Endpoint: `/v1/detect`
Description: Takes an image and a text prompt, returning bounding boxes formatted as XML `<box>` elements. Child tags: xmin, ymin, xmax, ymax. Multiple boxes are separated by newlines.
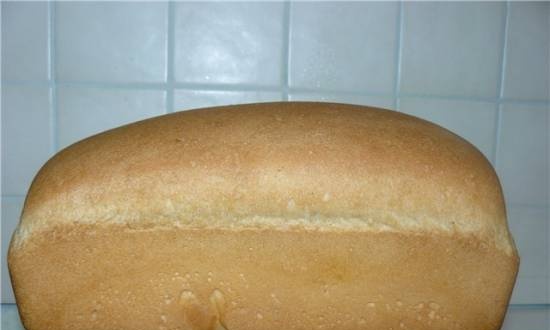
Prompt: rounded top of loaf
<box><xmin>13</xmin><ymin>102</ymin><xmax>516</xmax><ymax>254</ymax></box>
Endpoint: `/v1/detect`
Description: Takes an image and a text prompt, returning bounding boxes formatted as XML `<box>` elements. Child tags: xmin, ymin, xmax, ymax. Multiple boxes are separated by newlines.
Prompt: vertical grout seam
<box><xmin>48</xmin><ymin>0</ymin><xmax>58</xmax><ymax>153</ymax></box>
<box><xmin>166</xmin><ymin>1</ymin><xmax>176</xmax><ymax>113</ymax></box>
<box><xmin>393</xmin><ymin>1</ymin><xmax>404</xmax><ymax>111</ymax></box>
<box><xmin>281</xmin><ymin>0</ymin><xmax>291</xmax><ymax>101</ymax></box>
<box><xmin>493</xmin><ymin>1</ymin><xmax>510</xmax><ymax>167</ymax></box>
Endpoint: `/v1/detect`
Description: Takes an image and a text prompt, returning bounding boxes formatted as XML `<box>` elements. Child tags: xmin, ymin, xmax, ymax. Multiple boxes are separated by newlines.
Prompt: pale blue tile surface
<box><xmin>1</xmin><ymin>305</ymin><xmax>24</xmax><ymax>330</ymax></box>
<box><xmin>173</xmin><ymin>89</ymin><xmax>282</xmax><ymax>112</ymax></box>
<box><xmin>1</xmin><ymin>197</ymin><xmax>24</xmax><ymax>304</ymax></box>
<box><xmin>508</xmin><ymin>207</ymin><xmax>549</xmax><ymax>279</ymax></box>
<box><xmin>399</xmin><ymin>98</ymin><xmax>498</xmax><ymax>162</ymax></box>
<box><xmin>508</xmin><ymin>206</ymin><xmax>550</xmax><ymax>305</ymax></box>
<box><xmin>503</xmin><ymin>2</ymin><xmax>550</xmax><ymax>100</ymax></box>
<box><xmin>1</xmin><ymin>1</ymin><xmax>49</xmax><ymax>81</ymax></box>
<box><xmin>57</xmin><ymin>87</ymin><xmax>166</xmax><ymax>149</ymax></box>
<box><xmin>400</xmin><ymin>2</ymin><xmax>505</xmax><ymax>98</ymax></box>
<box><xmin>510</xmin><ymin>277</ymin><xmax>550</xmax><ymax>306</ymax></box>
<box><xmin>290</xmin><ymin>2</ymin><xmax>399</xmax><ymax>93</ymax></box>
<box><xmin>289</xmin><ymin>92</ymin><xmax>395</xmax><ymax>110</ymax></box>
<box><xmin>502</xmin><ymin>307</ymin><xmax>550</xmax><ymax>330</ymax></box>
<box><xmin>56</xmin><ymin>2</ymin><xmax>168</xmax><ymax>82</ymax></box>
<box><xmin>1</xmin><ymin>86</ymin><xmax>52</xmax><ymax>195</ymax></box>
<box><xmin>174</xmin><ymin>2</ymin><xmax>284</xmax><ymax>86</ymax></box>
<box><xmin>497</xmin><ymin>104</ymin><xmax>549</xmax><ymax>206</ymax></box>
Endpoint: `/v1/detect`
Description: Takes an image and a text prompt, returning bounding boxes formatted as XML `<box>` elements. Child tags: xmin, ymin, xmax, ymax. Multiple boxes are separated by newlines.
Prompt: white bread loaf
<box><xmin>8</xmin><ymin>102</ymin><xmax>519</xmax><ymax>330</ymax></box>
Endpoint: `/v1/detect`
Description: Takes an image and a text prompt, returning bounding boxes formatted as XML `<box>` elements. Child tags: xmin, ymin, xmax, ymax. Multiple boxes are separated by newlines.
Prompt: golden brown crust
<box><xmin>14</xmin><ymin>102</ymin><xmax>514</xmax><ymax>253</ymax></box>
<box><xmin>9</xmin><ymin>225</ymin><xmax>518</xmax><ymax>330</ymax></box>
<box><xmin>8</xmin><ymin>102</ymin><xmax>519</xmax><ymax>329</ymax></box>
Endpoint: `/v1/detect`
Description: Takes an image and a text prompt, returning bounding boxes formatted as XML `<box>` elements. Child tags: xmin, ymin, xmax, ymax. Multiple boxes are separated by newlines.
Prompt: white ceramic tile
<box><xmin>503</xmin><ymin>2</ymin><xmax>550</xmax><ymax>101</ymax></box>
<box><xmin>510</xmin><ymin>277</ymin><xmax>549</xmax><ymax>305</ymax></box>
<box><xmin>173</xmin><ymin>90</ymin><xmax>282</xmax><ymax>112</ymax></box>
<box><xmin>288</xmin><ymin>92</ymin><xmax>395</xmax><ymax>110</ymax></box>
<box><xmin>1</xmin><ymin>86</ymin><xmax>52</xmax><ymax>195</ymax></box>
<box><xmin>56</xmin><ymin>2</ymin><xmax>167</xmax><ymax>82</ymax></box>
<box><xmin>401</xmin><ymin>2</ymin><xmax>505</xmax><ymax>98</ymax></box>
<box><xmin>1</xmin><ymin>197</ymin><xmax>24</xmax><ymax>303</ymax></box>
<box><xmin>174</xmin><ymin>2</ymin><xmax>284</xmax><ymax>86</ymax></box>
<box><xmin>1</xmin><ymin>1</ymin><xmax>49</xmax><ymax>81</ymax></box>
<box><xmin>497</xmin><ymin>104</ymin><xmax>549</xmax><ymax>206</ymax></box>
<box><xmin>508</xmin><ymin>207</ymin><xmax>548</xmax><ymax>278</ymax></box>
<box><xmin>399</xmin><ymin>98</ymin><xmax>497</xmax><ymax>161</ymax></box>
<box><xmin>289</xmin><ymin>2</ymin><xmax>398</xmax><ymax>93</ymax></box>
<box><xmin>502</xmin><ymin>308</ymin><xmax>550</xmax><ymax>330</ymax></box>
<box><xmin>57</xmin><ymin>87</ymin><xmax>166</xmax><ymax>149</ymax></box>
<box><xmin>1</xmin><ymin>304</ymin><xmax>24</xmax><ymax>330</ymax></box>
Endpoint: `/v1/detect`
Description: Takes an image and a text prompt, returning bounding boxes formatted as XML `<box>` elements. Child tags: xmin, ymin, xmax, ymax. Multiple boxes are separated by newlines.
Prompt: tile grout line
<box><xmin>48</xmin><ymin>0</ymin><xmax>58</xmax><ymax>153</ymax></box>
<box><xmin>173</xmin><ymin>82</ymin><xmax>281</xmax><ymax>93</ymax></box>
<box><xmin>493</xmin><ymin>1</ymin><xmax>511</xmax><ymax>167</ymax></box>
<box><xmin>52</xmin><ymin>81</ymin><xmax>169</xmax><ymax>90</ymax></box>
<box><xmin>281</xmin><ymin>0</ymin><xmax>292</xmax><ymax>101</ymax></box>
<box><xmin>398</xmin><ymin>94</ymin><xmax>548</xmax><ymax>105</ymax></box>
<box><xmin>166</xmin><ymin>1</ymin><xmax>175</xmax><ymax>113</ymax></box>
<box><xmin>3</xmin><ymin>79</ymin><xmax>549</xmax><ymax>105</ymax></box>
<box><xmin>393</xmin><ymin>1</ymin><xmax>404</xmax><ymax>111</ymax></box>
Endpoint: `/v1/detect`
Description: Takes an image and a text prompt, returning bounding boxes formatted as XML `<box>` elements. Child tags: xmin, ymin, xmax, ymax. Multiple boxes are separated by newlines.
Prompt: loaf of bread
<box><xmin>9</xmin><ymin>102</ymin><xmax>518</xmax><ymax>330</ymax></box>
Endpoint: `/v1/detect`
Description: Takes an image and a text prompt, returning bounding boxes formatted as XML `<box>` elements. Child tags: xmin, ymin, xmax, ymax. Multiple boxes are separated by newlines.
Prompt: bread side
<box><xmin>12</xmin><ymin>102</ymin><xmax>515</xmax><ymax>254</ymax></box>
<box><xmin>9</xmin><ymin>225</ymin><xmax>518</xmax><ymax>330</ymax></box>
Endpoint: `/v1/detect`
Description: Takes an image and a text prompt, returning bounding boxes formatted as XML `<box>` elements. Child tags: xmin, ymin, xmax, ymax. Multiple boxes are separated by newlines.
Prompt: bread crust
<box><xmin>8</xmin><ymin>102</ymin><xmax>519</xmax><ymax>329</ymax></box>
<box><xmin>10</xmin><ymin>225</ymin><xmax>518</xmax><ymax>330</ymax></box>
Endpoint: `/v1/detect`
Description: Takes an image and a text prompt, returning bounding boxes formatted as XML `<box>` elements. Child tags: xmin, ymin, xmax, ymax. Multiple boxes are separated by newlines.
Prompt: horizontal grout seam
<box><xmin>2</xmin><ymin>84</ymin><xmax>549</xmax><ymax>106</ymax></box>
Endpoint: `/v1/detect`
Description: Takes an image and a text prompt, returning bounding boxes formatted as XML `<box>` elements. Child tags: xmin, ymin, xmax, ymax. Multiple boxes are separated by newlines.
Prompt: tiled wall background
<box><xmin>1</xmin><ymin>1</ymin><xmax>549</xmax><ymax>328</ymax></box>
